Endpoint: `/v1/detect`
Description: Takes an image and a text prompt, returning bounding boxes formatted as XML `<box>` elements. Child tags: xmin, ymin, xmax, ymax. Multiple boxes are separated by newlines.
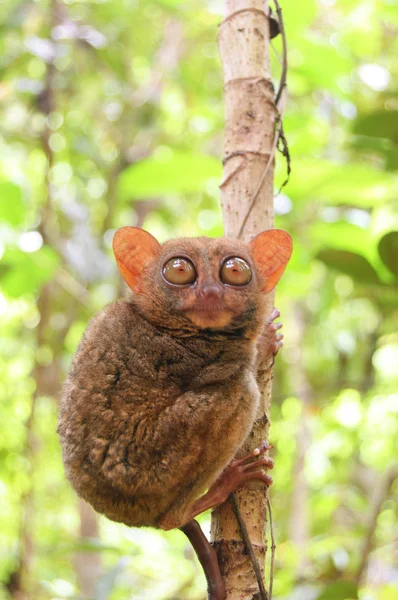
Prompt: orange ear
<box><xmin>250</xmin><ymin>229</ymin><xmax>293</xmax><ymax>293</ymax></box>
<box><xmin>113</xmin><ymin>227</ymin><xmax>160</xmax><ymax>291</ymax></box>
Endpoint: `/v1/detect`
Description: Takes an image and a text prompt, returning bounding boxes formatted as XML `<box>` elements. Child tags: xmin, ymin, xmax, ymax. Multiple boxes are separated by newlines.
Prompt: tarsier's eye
<box><xmin>162</xmin><ymin>257</ymin><xmax>196</xmax><ymax>286</ymax></box>
<box><xmin>220</xmin><ymin>257</ymin><xmax>252</xmax><ymax>286</ymax></box>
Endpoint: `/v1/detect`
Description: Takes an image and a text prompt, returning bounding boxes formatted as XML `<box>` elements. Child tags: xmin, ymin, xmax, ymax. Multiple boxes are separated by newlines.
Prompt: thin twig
<box><xmin>273</xmin><ymin>0</ymin><xmax>287</xmax><ymax>107</ymax></box>
<box><xmin>266</xmin><ymin>497</ymin><xmax>276</xmax><ymax>600</ymax></box>
<box><xmin>276</xmin><ymin>121</ymin><xmax>291</xmax><ymax>193</ymax></box>
<box><xmin>237</xmin><ymin>114</ymin><xmax>282</xmax><ymax>239</ymax></box>
<box><xmin>355</xmin><ymin>464</ymin><xmax>398</xmax><ymax>584</ymax></box>
<box><xmin>270</xmin><ymin>41</ymin><xmax>282</xmax><ymax>66</ymax></box>
<box><xmin>230</xmin><ymin>492</ymin><xmax>268</xmax><ymax>600</ymax></box>
<box><xmin>55</xmin><ymin>268</ymin><xmax>90</xmax><ymax>307</ymax></box>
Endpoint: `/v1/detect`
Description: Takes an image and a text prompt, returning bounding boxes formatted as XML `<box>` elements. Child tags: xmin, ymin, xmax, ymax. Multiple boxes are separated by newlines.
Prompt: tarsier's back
<box><xmin>58</xmin><ymin>227</ymin><xmax>292</xmax><ymax>532</ymax></box>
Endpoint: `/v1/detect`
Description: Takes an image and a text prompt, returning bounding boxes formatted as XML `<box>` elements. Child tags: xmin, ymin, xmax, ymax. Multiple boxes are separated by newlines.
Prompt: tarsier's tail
<box><xmin>180</xmin><ymin>519</ymin><xmax>225</xmax><ymax>600</ymax></box>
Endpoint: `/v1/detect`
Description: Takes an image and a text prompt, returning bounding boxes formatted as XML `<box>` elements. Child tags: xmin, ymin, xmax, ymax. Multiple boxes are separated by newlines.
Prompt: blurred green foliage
<box><xmin>0</xmin><ymin>0</ymin><xmax>397</xmax><ymax>599</ymax></box>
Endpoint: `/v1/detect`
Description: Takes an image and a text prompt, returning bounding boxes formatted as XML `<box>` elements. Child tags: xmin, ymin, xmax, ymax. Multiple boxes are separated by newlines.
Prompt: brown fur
<box><xmin>57</xmin><ymin>234</ymin><xmax>288</xmax><ymax>529</ymax></box>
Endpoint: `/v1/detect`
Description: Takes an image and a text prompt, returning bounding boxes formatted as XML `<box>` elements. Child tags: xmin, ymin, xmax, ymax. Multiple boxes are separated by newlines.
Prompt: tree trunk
<box><xmin>211</xmin><ymin>1</ymin><xmax>278</xmax><ymax>598</ymax></box>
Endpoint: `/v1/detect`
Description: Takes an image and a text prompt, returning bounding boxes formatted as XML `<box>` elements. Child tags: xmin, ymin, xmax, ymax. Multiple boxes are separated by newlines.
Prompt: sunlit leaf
<box><xmin>292</xmin><ymin>39</ymin><xmax>352</xmax><ymax>91</ymax></box>
<box><xmin>315</xmin><ymin>581</ymin><xmax>358</xmax><ymax>600</ymax></box>
<box><xmin>378</xmin><ymin>231</ymin><xmax>398</xmax><ymax>278</ymax></box>
<box><xmin>310</xmin><ymin>221</ymin><xmax>372</xmax><ymax>256</ymax></box>
<box><xmin>0</xmin><ymin>182</ymin><xmax>24</xmax><ymax>226</ymax></box>
<box><xmin>287</xmin><ymin>160</ymin><xmax>396</xmax><ymax>207</ymax></box>
<box><xmin>117</xmin><ymin>150</ymin><xmax>221</xmax><ymax>200</ymax></box>
<box><xmin>283</xmin><ymin>0</ymin><xmax>317</xmax><ymax>38</ymax></box>
<box><xmin>377</xmin><ymin>584</ymin><xmax>398</xmax><ymax>600</ymax></box>
<box><xmin>0</xmin><ymin>246</ymin><xmax>59</xmax><ymax>297</ymax></box>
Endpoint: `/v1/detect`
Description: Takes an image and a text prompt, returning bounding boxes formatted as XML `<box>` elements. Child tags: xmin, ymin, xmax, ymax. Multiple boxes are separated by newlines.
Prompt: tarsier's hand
<box><xmin>266</xmin><ymin>307</ymin><xmax>284</xmax><ymax>354</ymax></box>
<box><xmin>257</xmin><ymin>307</ymin><xmax>283</xmax><ymax>364</ymax></box>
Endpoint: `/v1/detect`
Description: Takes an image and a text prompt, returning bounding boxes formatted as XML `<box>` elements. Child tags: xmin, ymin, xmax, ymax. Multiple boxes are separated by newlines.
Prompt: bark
<box><xmin>211</xmin><ymin>1</ymin><xmax>278</xmax><ymax>598</ymax></box>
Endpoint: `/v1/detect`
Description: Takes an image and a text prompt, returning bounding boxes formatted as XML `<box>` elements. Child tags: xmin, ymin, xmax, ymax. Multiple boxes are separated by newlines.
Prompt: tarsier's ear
<box><xmin>113</xmin><ymin>227</ymin><xmax>161</xmax><ymax>291</ymax></box>
<box><xmin>250</xmin><ymin>229</ymin><xmax>293</xmax><ymax>294</ymax></box>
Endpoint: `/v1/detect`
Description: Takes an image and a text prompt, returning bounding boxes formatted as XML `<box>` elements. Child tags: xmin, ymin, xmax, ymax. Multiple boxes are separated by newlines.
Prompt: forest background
<box><xmin>0</xmin><ymin>0</ymin><xmax>397</xmax><ymax>599</ymax></box>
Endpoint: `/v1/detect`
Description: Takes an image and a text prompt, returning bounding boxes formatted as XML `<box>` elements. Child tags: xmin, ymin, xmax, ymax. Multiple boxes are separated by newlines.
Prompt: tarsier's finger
<box><xmin>232</xmin><ymin>448</ymin><xmax>262</xmax><ymax>468</ymax></box>
<box><xmin>266</xmin><ymin>307</ymin><xmax>281</xmax><ymax>323</ymax></box>
<box><xmin>244</xmin><ymin>471</ymin><xmax>273</xmax><ymax>486</ymax></box>
<box><xmin>269</xmin><ymin>322</ymin><xmax>283</xmax><ymax>332</ymax></box>
<box><xmin>241</xmin><ymin>456</ymin><xmax>274</xmax><ymax>472</ymax></box>
<box><xmin>272</xmin><ymin>340</ymin><xmax>283</xmax><ymax>353</ymax></box>
<box><xmin>232</xmin><ymin>442</ymin><xmax>273</xmax><ymax>468</ymax></box>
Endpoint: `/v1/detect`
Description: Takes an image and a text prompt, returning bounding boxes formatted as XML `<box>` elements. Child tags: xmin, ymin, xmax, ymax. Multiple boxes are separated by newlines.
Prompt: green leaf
<box><xmin>283</xmin><ymin>0</ymin><xmax>317</xmax><ymax>38</ymax></box>
<box><xmin>310</xmin><ymin>222</ymin><xmax>372</xmax><ymax>256</ymax></box>
<box><xmin>317</xmin><ymin>249</ymin><xmax>381</xmax><ymax>285</ymax></box>
<box><xmin>310</xmin><ymin>221</ymin><xmax>394</xmax><ymax>283</ymax></box>
<box><xmin>117</xmin><ymin>149</ymin><xmax>222</xmax><ymax>200</ymax></box>
<box><xmin>315</xmin><ymin>581</ymin><xmax>358</xmax><ymax>600</ymax></box>
<box><xmin>350</xmin><ymin>136</ymin><xmax>398</xmax><ymax>172</ymax></box>
<box><xmin>293</xmin><ymin>39</ymin><xmax>352</xmax><ymax>91</ymax></box>
<box><xmin>0</xmin><ymin>182</ymin><xmax>25</xmax><ymax>226</ymax></box>
<box><xmin>378</xmin><ymin>231</ymin><xmax>398</xmax><ymax>278</ymax></box>
<box><xmin>353</xmin><ymin>110</ymin><xmax>398</xmax><ymax>142</ymax></box>
<box><xmin>0</xmin><ymin>246</ymin><xmax>60</xmax><ymax>297</ymax></box>
<box><xmin>287</xmin><ymin>160</ymin><xmax>396</xmax><ymax>207</ymax></box>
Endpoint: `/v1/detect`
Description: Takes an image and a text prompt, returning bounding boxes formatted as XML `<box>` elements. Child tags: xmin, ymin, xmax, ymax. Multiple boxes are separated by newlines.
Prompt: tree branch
<box><xmin>355</xmin><ymin>463</ymin><xmax>398</xmax><ymax>584</ymax></box>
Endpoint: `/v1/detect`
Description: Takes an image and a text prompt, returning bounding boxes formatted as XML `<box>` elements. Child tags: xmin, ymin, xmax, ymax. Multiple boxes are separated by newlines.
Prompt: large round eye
<box><xmin>220</xmin><ymin>257</ymin><xmax>252</xmax><ymax>286</ymax></box>
<box><xmin>162</xmin><ymin>257</ymin><xmax>196</xmax><ymax>285</ymax></box>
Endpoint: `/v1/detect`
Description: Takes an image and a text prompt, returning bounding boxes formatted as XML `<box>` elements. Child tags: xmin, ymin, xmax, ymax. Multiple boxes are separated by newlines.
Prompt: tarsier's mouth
<box><xmin>184</xmin><ymin>306</ymin><xmax>235</xmax><ymax>329</ymax></box>
<box><xmin>183</xmin><ymin>302</ymin><xmax>234</xmax><ymax>314</ymax></box>
<box><xmin>189</xmin><ymin>304</ymin><xmax>231</xmax><ymax>312</ymax></box>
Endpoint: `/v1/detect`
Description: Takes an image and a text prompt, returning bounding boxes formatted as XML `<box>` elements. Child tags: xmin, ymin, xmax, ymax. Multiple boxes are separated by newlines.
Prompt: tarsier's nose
<box><xmin>199</xmin><ymin>282</ymin><xmax>222</xmax><ymax>300</ymax></box>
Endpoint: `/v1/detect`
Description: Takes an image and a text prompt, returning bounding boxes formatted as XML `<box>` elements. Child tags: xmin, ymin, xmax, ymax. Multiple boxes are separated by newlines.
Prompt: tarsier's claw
<box><xmin>267</xmin><ymin>307</ymin><xmax>281</xmax><ymax>323</ymax></box>
<box><xmin>258</xmin><ymin>440</ymin><xmax>272</xmax><ymax>453</ymax></box>
<box><xmin>247</xmin><ymin>472</ymin><xmax>273</xmax><ymax>486</ymax></box>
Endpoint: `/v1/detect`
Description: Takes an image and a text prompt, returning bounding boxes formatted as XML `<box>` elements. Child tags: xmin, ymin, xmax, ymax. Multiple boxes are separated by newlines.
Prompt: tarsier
<box><xmin>58</xmin><ymin>226</ymin><xmax>292</xmax><ymax>599</ymax></box>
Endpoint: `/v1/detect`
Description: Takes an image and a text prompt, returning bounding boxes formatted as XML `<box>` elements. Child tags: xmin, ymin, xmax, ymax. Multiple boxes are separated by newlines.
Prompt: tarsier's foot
<box><xmin>166</xmin><ymin>443</ymin><xmax>274</xmax><ymax>528</ymax></box>
<box><xmin>206</xmin><ymin>442</ymin><xmax>274</xmax><ymax>507</ymax></box>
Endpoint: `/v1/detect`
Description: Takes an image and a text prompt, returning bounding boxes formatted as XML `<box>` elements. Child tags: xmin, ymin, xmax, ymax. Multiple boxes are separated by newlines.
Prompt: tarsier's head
<box><xmin>113</xmin><ymin>227</ymin><xmax>292</xmax><ymax>334</ymax></box>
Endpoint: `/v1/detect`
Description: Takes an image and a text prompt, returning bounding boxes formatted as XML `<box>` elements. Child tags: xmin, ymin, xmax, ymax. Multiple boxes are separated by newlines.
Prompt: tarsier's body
<box><xmin>58</xmin><ymin>227</ymin><xmax>292</xmax><ymax>597</ymax></box>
